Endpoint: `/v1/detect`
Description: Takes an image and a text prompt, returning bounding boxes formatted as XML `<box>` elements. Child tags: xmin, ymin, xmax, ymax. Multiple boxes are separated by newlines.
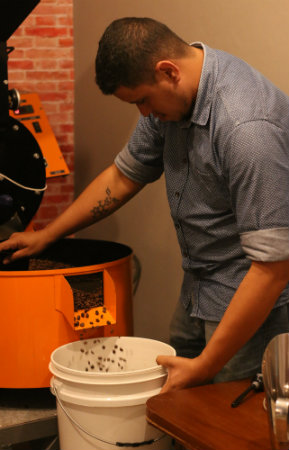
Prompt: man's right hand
<box><xmin>0</xmin><ymin>229</ymin><xmax>52</xmax><ymax>264</ymax></box>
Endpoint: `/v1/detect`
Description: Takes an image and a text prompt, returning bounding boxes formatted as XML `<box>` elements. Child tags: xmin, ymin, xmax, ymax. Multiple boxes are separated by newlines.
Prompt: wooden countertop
<box><xmin>146</xmin><ymin>379</ymin><xmax>272</xmax><ymax>450</ymax></box>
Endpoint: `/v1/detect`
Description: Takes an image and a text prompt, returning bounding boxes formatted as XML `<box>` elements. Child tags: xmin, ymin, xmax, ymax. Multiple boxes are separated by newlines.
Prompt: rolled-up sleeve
<box><xmin>240</xmin><ymin>228</ymin><xmax>289</xmax><ymax>261</ymax></box>
<box><xmin>224</xmin><ymin>119</ymin><xmax>289</xmax><ymax>261</ymax></box>
<box><xmin>114</xmin><ymin>114</ymin><xmax>164</xmax><ymax>185</ymax></box>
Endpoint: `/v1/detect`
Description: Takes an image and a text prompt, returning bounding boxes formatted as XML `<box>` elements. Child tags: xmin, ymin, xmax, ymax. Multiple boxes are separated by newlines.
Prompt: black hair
<box><xmin>95</xmin><ymin>17</ymin><xmax>190</xmax><ymax>94</ymax></box>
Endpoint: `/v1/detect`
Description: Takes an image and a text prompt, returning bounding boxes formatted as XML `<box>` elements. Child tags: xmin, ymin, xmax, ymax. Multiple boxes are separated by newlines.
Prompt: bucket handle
<box><xmin>52</xmin><ymin>382</ymin><xmax>167</xmax><ymax>448</ymax></box>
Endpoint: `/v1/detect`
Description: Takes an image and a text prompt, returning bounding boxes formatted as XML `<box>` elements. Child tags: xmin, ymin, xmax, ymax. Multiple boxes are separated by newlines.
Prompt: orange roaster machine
<box><xmin>0</xmin><ymin>1</ymin><xmax>134</xmax><ymax>389</ymax></box>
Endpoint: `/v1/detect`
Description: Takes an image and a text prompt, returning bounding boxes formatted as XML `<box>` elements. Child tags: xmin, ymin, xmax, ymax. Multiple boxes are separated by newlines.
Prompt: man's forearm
<box><xmin>44</xmin><ymin>163</ymin><xmax>143</xmax><ymax>242</ymax></box>
<box><xmin>200</xmin><ymin>259</ymin><xmax>289</xmax><ymax>379</ymax></box>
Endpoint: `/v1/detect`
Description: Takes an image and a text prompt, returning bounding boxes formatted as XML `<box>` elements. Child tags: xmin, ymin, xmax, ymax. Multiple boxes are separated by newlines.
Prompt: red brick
<box><xmin>7</xmin><ymin>37</ymin><xmax>34</xmax><ymax>48</ymax></box>
<box><xmin>13</xmin><ymin>28</ymin><xmax>23</xmax><ymax>37</ymax></box>
<box><xmin>36</xmin><ymin>16</ymin><xmax>57</xmax><ymax>26</ymax></box>
<box><xmin>34</xmin><ymin>60</ymin><xmax>58</xmax><ymax>70</ymax></box>
<box><xmin>59</xmin><ymin>38</ymin><xmax>74</xmax><ymax>47</ymax></box>
<box><xmin>25</xmin><ymin>27</ymin><xmax>68</xmax><ymax>38</ymax></box>
<box><xmin>58</xmin><ymin>17</ymin><xmax>73</xmax><ymax>27</ymax></box>
<box><xmin>8</xmin><ymin>71</ymin><xmax>26</xmax><ymax>81</ymax></box>
<box><xmin>59</xmin><ymin>144</ymin><xmax>74</xmax><ymax>154</ymax></box>
<box><xmin>8</xmin><ymin>60</ymin><xmax>34</xmax><ymax>70</ymax></box>
<box><xmin>41</xmin><ymin>103</ymin><xmax>59</xmax><ymax>113</ymax></box>
<box><xmin>58</xmin><ymin>81</ymin><xmax>74</xmax><ymax>91</ymax></box>
<box><xmin>25</xmin><ymin>48</ymin><xmax>72</xmax><ymax>59</ymax></box>
<box><xmin>61</xmin><ymin>184</ymin><xmax>74</xmax><ymax>193</ymax></box>
<box><xmin>59</xmin><ymin>124</ymin><xmax>74</xmax><ymax>133</ymax></box>
<box><xmin>59</xmin><ymin>60</ymin><xmax>74</xmax><ymax>69</ymax></box>
<box><xmin>35</xmin><ymin>4</ymin><xmax>69</xmax><ymax>15</ymax></box>
<box><xmin>34</xmin><ymin>37</ymin><xmax>58</xmax><ymax>48</ymax></box>
<box><xmin>36</xmin><ymin>81</ymin><xmax>59</xmax><ymax>92</ymax></box>
<box><xmin>45</xmin><ymin>194</ymin><xmax>70</xmax><ymax>203</ymax></box>
<box><xmin>26</xmin><ymin>70</ymin><xmax>70</xmax><ymax>81</ymax></box>
<box><xmin>41</xmin><ymin>92</ymin><xmax>68</xmax><ymax>101</ymax></box>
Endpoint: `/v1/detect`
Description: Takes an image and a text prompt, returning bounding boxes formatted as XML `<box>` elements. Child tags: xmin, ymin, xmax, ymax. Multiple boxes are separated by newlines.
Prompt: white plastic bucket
<box><xmin>49</xmin><ymin>336</ymin><xmax>176</xmax><ymax>450</ymax></box>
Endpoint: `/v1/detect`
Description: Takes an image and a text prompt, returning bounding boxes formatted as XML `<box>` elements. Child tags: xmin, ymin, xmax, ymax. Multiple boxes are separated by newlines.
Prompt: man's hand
<box><xmin>156</xmin><ymin>354</ymin><xmax>211</xmax><ymax>393</ymax></box>
<box><xmin>0</xmin><ymin>229</ymin><xmax>52</xmax><ymax>264</ymax></box>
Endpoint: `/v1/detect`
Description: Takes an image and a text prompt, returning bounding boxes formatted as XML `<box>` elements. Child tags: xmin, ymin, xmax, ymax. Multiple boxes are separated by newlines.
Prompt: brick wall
<box><xmin>7</xmin><ymin>0</ymin><xmax>74</xmax><ymax>229</ymax></box>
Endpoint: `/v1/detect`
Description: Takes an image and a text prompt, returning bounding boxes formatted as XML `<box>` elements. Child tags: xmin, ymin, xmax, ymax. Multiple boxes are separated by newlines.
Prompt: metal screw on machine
<box><xmin>231</xmin><ymin>373</ymin><xmax>264</xmax><ymax>408</ymax></box>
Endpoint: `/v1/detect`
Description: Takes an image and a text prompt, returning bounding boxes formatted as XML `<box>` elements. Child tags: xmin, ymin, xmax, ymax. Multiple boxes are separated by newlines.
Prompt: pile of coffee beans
<box><xmin>74</xmin><ymin>306</ymin><xmax>112</xmax><ymax>329</ymax></box>
<box><xmin>29</xmin><ymin>259</ymin><xmax>110</xmax><ymax>330</ymax></box>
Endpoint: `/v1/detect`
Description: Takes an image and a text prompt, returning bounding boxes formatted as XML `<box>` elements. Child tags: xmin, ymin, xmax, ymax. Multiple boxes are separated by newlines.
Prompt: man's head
<box><xmin>95</xmin><ymin>17</ymin><xmax>191</xmax><ymax>95</ymax></box>
<box><xmin>95</xmin><ymin>17</ymin><xmax>203</xmax><ymax>122</ymax></box>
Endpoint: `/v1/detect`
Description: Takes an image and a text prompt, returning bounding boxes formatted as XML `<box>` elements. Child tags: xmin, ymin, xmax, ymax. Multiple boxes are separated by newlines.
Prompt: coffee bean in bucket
<box><xmin>77</xmin><ymin>338</ymin><xmax>127</xmax><ymax>372</ymax></box>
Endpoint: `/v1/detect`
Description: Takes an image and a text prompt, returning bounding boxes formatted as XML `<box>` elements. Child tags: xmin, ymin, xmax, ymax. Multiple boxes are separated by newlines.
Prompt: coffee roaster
<box><xmin>0</xmin><ymin>0</ymin><xmax>46</xmax><ymax>242</ymax></box>
<box><xmin>0</xmin><ymin>1</ymin><xmax>134</xmax><ymax>388</ymax></box>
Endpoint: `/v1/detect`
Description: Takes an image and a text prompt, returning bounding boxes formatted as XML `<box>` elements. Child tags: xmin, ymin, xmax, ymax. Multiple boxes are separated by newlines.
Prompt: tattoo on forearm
<box><xmin>90</xmin><ymin>187</ymin><xmax>120</xmax><ymax>220</ymax></box>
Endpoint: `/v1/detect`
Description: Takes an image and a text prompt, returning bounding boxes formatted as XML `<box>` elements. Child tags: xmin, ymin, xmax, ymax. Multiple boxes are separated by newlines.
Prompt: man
<box><xmin>1</xmin><ymin>17</ymin><xmax>289</xmax><ymax>393</ymax></box>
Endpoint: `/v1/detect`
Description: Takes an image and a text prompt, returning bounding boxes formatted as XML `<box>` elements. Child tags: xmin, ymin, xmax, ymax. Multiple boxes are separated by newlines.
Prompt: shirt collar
<box><xmin>179</xmin><ymin>42</ymin><xmax>218</xmax><ymax>128</ymax></box>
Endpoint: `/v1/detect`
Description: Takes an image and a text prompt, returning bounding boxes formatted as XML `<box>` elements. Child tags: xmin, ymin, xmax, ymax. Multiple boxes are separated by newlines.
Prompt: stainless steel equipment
<box><xmin>262</xmin><ymin>333</ymin><xmax>289</xmax><ymax>450</ymax></box>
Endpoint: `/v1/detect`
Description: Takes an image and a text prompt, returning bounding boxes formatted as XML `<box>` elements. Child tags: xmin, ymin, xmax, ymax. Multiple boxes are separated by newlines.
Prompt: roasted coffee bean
<box><xmin>106</xmin><ymin>321</ymin><xmax>111</xmax><ymax>325</ymax></box>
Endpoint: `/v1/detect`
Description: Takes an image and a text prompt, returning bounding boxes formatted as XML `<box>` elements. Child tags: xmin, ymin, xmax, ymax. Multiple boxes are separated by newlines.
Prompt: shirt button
<box><xmin>175</xmin><ymin>191</ymin><xmax>180</xmax><ymax>198</ymax></box>
<box><xmin>175</xmin><ymin>223</ymin><xmax>180</xmax><ymax>229</ymax></box>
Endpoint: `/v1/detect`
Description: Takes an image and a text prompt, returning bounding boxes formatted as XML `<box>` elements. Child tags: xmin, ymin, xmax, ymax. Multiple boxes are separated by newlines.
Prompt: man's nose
<box><xmin>137</xmin><ymin>104</ymin><xmax>151</xmax><ymax>117</ymax></box>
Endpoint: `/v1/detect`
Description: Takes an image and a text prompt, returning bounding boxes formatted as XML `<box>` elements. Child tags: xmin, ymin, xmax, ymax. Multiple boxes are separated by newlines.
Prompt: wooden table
<box><xmin>146</xmin><ymin>379</ymin><xmax>272</xmax><ymax>450</ymax></box>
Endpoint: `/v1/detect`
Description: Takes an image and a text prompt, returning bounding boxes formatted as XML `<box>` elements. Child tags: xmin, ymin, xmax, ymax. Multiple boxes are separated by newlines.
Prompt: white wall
<box><xmin>73</xmin><ymin>0</ymin><xmax>289</xmax><ymax>342</ymax></box>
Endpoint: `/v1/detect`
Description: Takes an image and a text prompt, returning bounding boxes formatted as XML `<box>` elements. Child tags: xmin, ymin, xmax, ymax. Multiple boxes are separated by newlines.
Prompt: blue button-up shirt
<box><xmin>115</xmin><ymin>43</ymin><xmax>289</xmax><ymax>321</ymax></box>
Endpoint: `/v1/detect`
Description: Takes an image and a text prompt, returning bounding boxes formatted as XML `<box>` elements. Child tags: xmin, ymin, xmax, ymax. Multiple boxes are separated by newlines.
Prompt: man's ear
<box><xmin>155</xmin><ymin>60</ymin><xmax>180</xmax><ymax>83</ymax></box>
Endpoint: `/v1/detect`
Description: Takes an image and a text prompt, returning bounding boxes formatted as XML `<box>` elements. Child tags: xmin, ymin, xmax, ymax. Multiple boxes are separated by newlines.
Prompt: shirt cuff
<box><xmin>240</xmin><ymin>228</ymin><xmax>289</xmax><ymax>261</ymax></box>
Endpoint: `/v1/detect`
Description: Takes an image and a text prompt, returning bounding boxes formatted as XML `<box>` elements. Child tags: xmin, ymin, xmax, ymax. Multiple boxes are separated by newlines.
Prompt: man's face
<box><xmin>114</xmin><ymin>79</ymin><xmax>193</xmax><ymax>122</ymax></box>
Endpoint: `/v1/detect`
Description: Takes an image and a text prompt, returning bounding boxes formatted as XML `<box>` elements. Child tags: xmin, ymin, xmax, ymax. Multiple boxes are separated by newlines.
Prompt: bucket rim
<box><xmin>49</xmin><ymin>362</ymin><xmax>168</xmax><ymax>385</ymax></box>
<box><xmin>49</xmin><ymin>336</ymin><xmax>175</xmax><ymax>381</ymax></box>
